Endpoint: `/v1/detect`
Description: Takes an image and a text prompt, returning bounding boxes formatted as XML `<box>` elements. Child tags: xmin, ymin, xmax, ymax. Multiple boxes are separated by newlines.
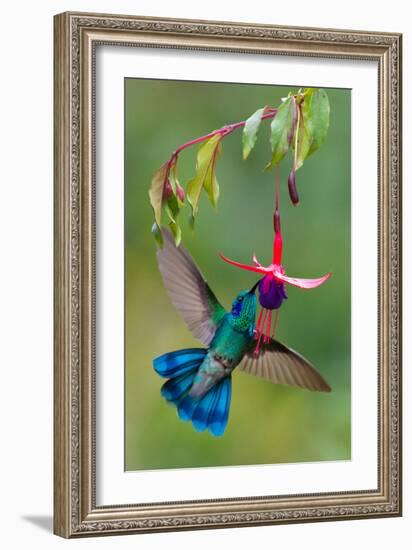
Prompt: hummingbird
<box><xmin>153</xmin><ymin>230</ymin><xmax>331</xmax><ymax>437</ymax></box>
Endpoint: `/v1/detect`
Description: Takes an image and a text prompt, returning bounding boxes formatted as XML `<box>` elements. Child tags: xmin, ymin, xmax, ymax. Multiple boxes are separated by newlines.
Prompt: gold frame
<box><xmin>53</xmin><ymin>11</ymin><xmax>402</xmax><ymax>538</ymax></box>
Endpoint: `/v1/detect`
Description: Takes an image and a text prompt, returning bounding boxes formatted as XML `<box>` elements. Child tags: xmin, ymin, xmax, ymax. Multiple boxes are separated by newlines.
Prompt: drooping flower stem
<box><xmin>253</xmin><ymin>165</ymin><xmax>285</xmax><ymax>352</ymax></box>
<box><xmin>273</xmin><ymin>164</ymin><xmax>283</xmax><ymax>266</ymax></box>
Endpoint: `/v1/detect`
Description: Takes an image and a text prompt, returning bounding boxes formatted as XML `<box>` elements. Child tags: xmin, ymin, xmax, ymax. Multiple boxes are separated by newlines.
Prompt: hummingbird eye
<box><xmin>238</xmin><ymin>296</ymin><xmax>244</xmax><ymax>303</ymax></box>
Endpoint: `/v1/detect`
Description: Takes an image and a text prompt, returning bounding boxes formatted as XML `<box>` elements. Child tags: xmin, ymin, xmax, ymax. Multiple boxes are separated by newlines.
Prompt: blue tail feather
<box><xmin>191</xmin><ymin>388</ymin><xmax>218</xmax><ymax>432</ymax></box>
<box><xmin>153</xmin><ymin>348</ymin><xmax>206</xmax><ymax>378</ymax></box>
<box><xmin>178</xmin><ymin>376</ymin><xmax>232</xmax><ymax>436</ymax></box>
<box><xmin>192</xmin><ymin>378</ymin><xmax>223</xmax><ymax>432</ymax></box>
<box><xmin>208</xmin><ymin>377</ymin><xmax>232</xmax><ymax>436</ymax></box>
<box><xmin>153</xmin><ymin>348</ymin><xmax>232</xmax><ymax>436</ymax></box>
<box><xmin>177</xmin><ymin>394</ymin><xmax>198</xmax><ymax>421</ymax></box>
<box><xmin>161</xmin><ymin>370</ymin><xmax>197</xmax><ymax>403</ymax></box>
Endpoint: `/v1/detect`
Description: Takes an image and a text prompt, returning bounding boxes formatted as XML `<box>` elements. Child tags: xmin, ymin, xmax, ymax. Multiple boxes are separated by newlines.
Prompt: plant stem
<box><xmin>273</xmin><ymin>163</ymin><xmax>282</xmax><ymax>264</ymax></box>
<box><xmin>171</xmin><ymin>108</ymin><xmax>277</xmax><ymax>159</ymax></box>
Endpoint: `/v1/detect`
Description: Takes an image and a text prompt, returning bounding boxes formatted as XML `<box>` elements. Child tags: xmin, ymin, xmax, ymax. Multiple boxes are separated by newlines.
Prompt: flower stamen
<box><xmin>264</xmin><ymin>310</ymin><xmax>272</xmax><ymax>344</ymax></box>
<box><xmin>272</xmin><ymin>309</ymin><xmax>279</xmax><ymax>339</ymax></box>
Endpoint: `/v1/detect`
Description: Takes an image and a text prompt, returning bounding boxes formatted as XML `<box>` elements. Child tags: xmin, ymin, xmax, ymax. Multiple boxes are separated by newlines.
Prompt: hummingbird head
<box><xmin>229</xmin><ymin>285</ymin><xmax>258</xmax><ymax>333</ymax></box>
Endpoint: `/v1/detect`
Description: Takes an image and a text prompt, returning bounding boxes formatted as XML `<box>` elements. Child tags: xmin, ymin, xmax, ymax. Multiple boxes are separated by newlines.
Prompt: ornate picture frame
<box><xmin>53</xmin><ymin>11</ymin><xmax>402</xmax><ymax>538</ymax></box>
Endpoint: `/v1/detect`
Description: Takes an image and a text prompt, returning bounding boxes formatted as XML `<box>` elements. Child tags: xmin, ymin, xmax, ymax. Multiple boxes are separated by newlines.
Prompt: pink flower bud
<box><xmin>163</xmin><ymin>179</ymin><xmax>173</xmax><ymax>201</ymax></box>
<box><xmin>273</xmin><ymin>210</ymin><xmax>281</xmax><ymax>233</ymax></box>
<box><xmin>176</xmin><ymin>183</ymin><xmax>185</xmax><ymax>203</ymax></box>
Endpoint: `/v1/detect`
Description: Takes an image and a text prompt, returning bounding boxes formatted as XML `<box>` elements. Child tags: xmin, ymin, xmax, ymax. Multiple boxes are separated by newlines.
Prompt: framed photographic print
<box><xmin>53</xmin><ymin>11</ymin><xmax>402</xmax><ymax>538</ymax></box>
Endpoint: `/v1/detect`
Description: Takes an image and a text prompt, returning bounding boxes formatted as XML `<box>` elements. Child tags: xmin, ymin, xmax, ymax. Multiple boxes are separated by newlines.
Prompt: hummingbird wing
<box><xmin>238</xmin><ymin>338</ymin><xmax>331</xmax><ymax>392</ymax></box>
<box><xmin>157</xmin><ymin>229</ymin><xmax>226</xmax><ymax>345</ymax></box>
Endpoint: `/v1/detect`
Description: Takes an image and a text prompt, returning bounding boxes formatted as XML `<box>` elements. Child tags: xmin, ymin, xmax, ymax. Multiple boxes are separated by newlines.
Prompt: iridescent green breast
<box><xmin>210</xmin><ymin>314</ymin><xmax>254</xmax><ymax>366</ymax></box>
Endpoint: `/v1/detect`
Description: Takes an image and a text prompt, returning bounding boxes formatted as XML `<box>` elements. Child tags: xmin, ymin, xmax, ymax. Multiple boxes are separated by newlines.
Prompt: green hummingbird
<box><xmin>153</xmin><ymin>230</ymin><xmax>331</xmax><ymax>436</ymax></box>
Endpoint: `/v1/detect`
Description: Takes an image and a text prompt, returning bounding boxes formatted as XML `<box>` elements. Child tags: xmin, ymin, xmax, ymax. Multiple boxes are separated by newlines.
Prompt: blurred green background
<box><xmin>125</xmin><ymin>79</ymin><xmax>351</xmax><ymax>471</ymax></box>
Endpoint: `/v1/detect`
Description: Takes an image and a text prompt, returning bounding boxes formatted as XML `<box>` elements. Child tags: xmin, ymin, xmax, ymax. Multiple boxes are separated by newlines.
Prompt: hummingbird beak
<box><xmin>249</xmin><ymin>280</ymin><xmax>260</xmax><ymax>294</ymax></box>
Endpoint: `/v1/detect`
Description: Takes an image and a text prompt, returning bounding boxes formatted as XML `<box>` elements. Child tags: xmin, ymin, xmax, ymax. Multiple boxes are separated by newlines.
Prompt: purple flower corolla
<box><xmin>258</xmin><ymin>275</ymin><xmax>287</xmax><ymax>310</ymax></box>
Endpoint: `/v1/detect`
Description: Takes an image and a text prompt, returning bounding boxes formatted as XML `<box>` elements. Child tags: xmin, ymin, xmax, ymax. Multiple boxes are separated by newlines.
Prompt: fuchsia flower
<box><xmin>219</xmin><ymin>211</ymin><xmax>331</xmax><ymax>353</ymax></box>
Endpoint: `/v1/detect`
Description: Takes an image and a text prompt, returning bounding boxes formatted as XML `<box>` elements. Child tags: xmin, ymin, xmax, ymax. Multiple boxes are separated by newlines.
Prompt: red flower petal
<box><xmin>218</xmin><ymin>252</ymin><xmax>268</xmax><ymax>275</ymax></box>
<box><xmin>275</xmin><ymin>271</ymin><xmax>332</xmax><ymax>289</ymax></box>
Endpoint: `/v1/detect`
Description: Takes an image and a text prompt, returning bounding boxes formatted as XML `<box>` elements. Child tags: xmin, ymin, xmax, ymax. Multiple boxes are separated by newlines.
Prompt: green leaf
<box><xmin>188</xmin><ymin>211</ymin><xmax>195</xmax><ymax>230</ymax></box>
<box><xmin>306</xmin><ymin>88</ymin><xmax>330</xmax><ymax>158</ymax></box>
<box><xmin>203</xmin><ymin>140</ymin><xmax>222</xmax><ymax>208</ymax></box>
<box><xmin>151</xmin><ymin>222</ymin><xmax>164</xmax><ymax>247</ymax></box>
<box><xmin>169</xmin><ymin>220</ymin><xmax>182</xmax><ymax>246</ymax></box>
<box><xmin>169</xmin><ymin>161</ymin><xmax>185</xmax><ymax>205</ymax></box>
<box><xmin>165</xmin><ymin>193</ymin><xmax>179</xmax><ymax>223</ymax></box>
<box><xmin>242</xmin><ymin>107</ymin><xmax>265</xmax><ymax>160</ymax></box>
<box><xmin>294</xmin><ymin>103</ymin><xmax>311</xmax><ymax>171</ymax></box>
<box><xmin>294</xmin><ymin>88</ymin><xmax>330</xmax><ymax>170</ymax></box>
<box><xmin>148</xmin><ymin>163</ymin><xmax>168</xmax><ymax>226</ymax></box>
<box><xmin>164</xmin><ymin>188</ymin><xmax>182</xmax><ymax>245</ymax></box>
<box><xmin>187</xmin><ymin>134</ymin><xmax>222</xmax><ymax>215</ymax></box>
<box><xmin>268</xmin><ymin>97</ymin><xmax>294</xmax><ymax>167</ymax></box>
<box><xmin>168</xmin><ymin>161</ymin><xmax>178</xmax><ymax>195</ymax></box>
